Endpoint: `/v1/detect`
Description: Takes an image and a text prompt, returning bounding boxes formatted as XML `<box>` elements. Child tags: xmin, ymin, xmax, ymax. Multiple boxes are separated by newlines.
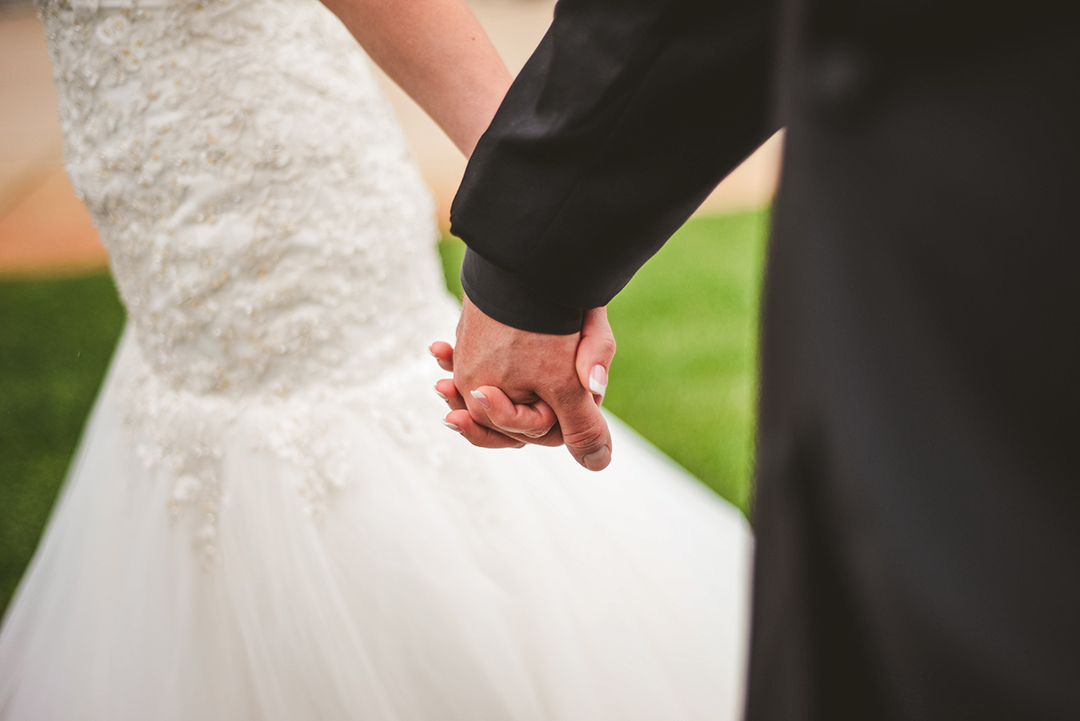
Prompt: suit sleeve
<box><xmin>450</xmin><ymin>0</ymin><xmax>778</xmax><ymax>334</ymax></box>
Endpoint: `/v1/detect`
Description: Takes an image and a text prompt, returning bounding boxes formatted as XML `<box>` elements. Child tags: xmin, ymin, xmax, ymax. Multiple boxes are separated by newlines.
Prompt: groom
<box><xmin>438</xmin><ymin>0</ymin><xmax>1080</xmax><ymax>718</ymax></box>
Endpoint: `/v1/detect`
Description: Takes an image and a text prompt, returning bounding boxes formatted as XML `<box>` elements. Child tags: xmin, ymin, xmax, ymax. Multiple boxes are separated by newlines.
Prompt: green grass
<box><xmin>606</xmin><ymin>211</ymin><xmax>767</xmax><ymax>509</ymax></box>
<box><xmin>438</xmin><ymin>211</ymin><xmax>769</xmax><ymax>510</ymax></box>
<box><xmin>0</xmin><ymin>273</ymin><xmax>126</xmax><ymax>617</ymax></box>
<box><xmin>0</xmin><ymin>210</ymin><xmax>768</xmax><ymax>617</ymax></box>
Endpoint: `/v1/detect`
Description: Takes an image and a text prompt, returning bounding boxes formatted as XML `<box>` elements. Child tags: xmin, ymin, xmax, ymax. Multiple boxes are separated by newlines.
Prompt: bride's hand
<box><xmin>431</xmin><ymin>343</ymin><xmax>533</xmax><ymax>449</ymax></box>
<box><xmin>430</xmin><ymin>302</ymin><xmax>617</xmax><ymax>470</ymax></box>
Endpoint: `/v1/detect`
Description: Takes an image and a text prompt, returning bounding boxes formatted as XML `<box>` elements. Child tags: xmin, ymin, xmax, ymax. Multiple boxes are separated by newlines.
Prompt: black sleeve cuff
<box><xmin>460</xmin><ymin>248</ymin><xmax>584</xmax><ymax>335</ymax></box>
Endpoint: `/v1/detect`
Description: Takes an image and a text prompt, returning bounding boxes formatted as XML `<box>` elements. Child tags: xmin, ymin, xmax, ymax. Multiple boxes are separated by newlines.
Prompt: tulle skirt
<box><xmin>0</xmin><ymin>329</ymin><xmax>753</xmax><ymax>721</ymax></box>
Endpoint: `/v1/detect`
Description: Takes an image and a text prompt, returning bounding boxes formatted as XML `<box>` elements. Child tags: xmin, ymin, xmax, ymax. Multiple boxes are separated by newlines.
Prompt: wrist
<box><xmin>460</xmin><ymin>248</ymin><xmax>583</xmax><ymax>335</ymax></box>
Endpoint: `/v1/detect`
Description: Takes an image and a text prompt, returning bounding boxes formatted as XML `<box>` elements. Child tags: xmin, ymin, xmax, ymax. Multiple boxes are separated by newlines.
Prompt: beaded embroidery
<box><xmin>37</xmin><ymin>0</ymin><xmax>462</xmax><ymax>563</ymax></box>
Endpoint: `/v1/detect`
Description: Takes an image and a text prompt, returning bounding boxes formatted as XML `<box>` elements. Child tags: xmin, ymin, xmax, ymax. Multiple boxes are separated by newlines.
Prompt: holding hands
<box><xmin>432</xmin><ymin>295</ymin><xmax>616</xmax><ymax>471</ymax></box>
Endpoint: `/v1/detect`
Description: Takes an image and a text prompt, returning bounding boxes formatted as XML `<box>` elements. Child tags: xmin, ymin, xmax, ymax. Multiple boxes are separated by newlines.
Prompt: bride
<box><xmin>0</xmin><ymin>0</ymin><xmax>753</xmax><ymax>718</ymax></box>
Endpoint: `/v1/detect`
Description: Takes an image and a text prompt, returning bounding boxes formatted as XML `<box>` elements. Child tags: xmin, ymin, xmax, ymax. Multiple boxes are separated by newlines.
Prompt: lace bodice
<box><xmin>36</xmin><ymin>0</ymin><xmax>465</xmax><ymax>560</ymax></box>
<box><xmin>37</xmin><ymin>0</ymin><xmax>451</xmax><ymax>396</ymax></box>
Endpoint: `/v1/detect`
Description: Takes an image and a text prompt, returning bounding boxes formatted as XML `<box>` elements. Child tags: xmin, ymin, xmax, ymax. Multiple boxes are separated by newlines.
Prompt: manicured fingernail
<box><xmin>434</xmin><ymin>385</ymin><xmax>448</xmax><ymax>401</ymax></box>
<box><xmin>470</xmin><ymin>390</ymin><xmax>490</xmax><ymax>409</ymax></box>
<box><xmin>428</xmin><ymin>345</ymin><xmax>438</xmax><ymax>358</ymax></box>
<box><xmin>588</xmin><ymin>365</ymin><xmax>608</xmax><ymax>396</ymax></box>
<box><xmin>441</xmin><ymin>419</ymin><xmax>462</xmax><ymax>433</ymax></box>
<box><xmin>583</xmin><ymin>446</ymin><xmax>611</xmax><ymax>471</ymax></box>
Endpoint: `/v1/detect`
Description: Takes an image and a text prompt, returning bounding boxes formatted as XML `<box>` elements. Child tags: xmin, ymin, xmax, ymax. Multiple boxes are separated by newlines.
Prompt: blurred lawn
<box><xmin>0</xmin><ymin>210</ymin><xmax>767</xmax><ymax>617</ymax></box>
<box><xmin>0</xmin><ymin>274</ymin><xmax>126</xmax><ymax>619</ymax></box>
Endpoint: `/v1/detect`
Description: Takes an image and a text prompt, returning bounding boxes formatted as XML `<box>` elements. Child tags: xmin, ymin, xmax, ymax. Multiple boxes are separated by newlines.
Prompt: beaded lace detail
<box><xmin>36</xmin><ymin>0</ymin><xmax>461</xmax><ymax>562</ymax></box>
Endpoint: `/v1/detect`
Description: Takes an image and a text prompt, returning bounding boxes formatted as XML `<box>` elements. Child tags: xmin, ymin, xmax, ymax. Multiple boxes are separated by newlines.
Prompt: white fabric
<box><xmin>1</xmin><ymin>0</ymin><xmax>754</xmax><ymax>717</ymax></box>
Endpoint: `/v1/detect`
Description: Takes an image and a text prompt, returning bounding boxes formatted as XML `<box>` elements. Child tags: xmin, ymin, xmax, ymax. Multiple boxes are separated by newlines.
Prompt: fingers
<box><xmin>575</xmin><ymin>307</ymin><xmax>616</xmax><ymax>406</ymax></box>
<box><xmin>443</xmin><ymin>409</ymin><xmax>525</xmax><ymax>449</ymax></box>
<box><xmin>468</xmin><ymin>386</ymin><xmax>558</xmax><ymax>439</ymax></box>
<box><xmin>436</xmin><ymin>373</ymin><xmax>559</xmax><ymax>446</ymax></box>
<box><xmin>437</xmin><ymin>382</ymin><xmax>525</xmax><ymax>448</ymax></box>
<box><xmin>429</xmin><ymin>341</ymin><xmax>455</xmax><ymax>372</ymax></box>
<box><xmin>549</xmin><ymin>387</ymin><xmax>613</xmax><ymax>471</ymax></box>
<box><xmin>446</xmin><ymin>294</ymin><xmax>607</xmax><ymax>461</ymax></box>
<box><xmin>434</xmin><ymin>378</ymin><xmax>467</xmax><ymax>412</ymax></box>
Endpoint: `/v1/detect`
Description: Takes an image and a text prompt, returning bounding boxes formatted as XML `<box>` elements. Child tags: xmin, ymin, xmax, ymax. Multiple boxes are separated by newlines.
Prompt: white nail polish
<box><xmin>589</xmin><ymin>365</ymin><xmax>608</xmax><ymax>396</ymax></box>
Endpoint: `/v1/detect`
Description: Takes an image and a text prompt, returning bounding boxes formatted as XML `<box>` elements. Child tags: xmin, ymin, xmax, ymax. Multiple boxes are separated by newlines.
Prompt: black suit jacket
<box><xmin>451</xmin><ymin>1</ymin><xmax>1080</xmax><ymax>718</ymax></box>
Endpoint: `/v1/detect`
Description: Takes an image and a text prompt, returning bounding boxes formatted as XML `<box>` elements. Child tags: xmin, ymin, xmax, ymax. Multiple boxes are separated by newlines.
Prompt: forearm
<box><xmin>451</xmin><ymin>0</ymin><xmax>778</xmax><ymax>332</ymax></box>
<box><xmin>320</xmin><ymin>0</ymin><xmax>512</xmax><ymax>157</ymax></box>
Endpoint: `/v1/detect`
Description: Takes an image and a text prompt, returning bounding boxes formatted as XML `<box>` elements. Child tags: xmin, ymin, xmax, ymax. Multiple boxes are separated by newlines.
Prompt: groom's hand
<box><xmin>436</xmin><ymin>295</ymin><xmax>614</xmax><ymax>471</ymax></box>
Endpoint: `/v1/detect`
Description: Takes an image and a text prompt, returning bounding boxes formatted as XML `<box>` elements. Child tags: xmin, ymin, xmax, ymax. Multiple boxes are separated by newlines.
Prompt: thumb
<box><xmin>575</xmin><ymin>306</ymin><xmax>616</xmax><ymax>406</ymax></box>
<box><xmin>553</xmin><ymin>393</ymin><xmax>613</xmax><ymax>471</ymax></box>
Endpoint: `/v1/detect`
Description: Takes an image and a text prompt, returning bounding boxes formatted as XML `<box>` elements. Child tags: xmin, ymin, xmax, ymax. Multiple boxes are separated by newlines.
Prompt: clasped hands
<box><xmin>430</xmin><ymin>294</ymin><xmax>615</xmax><ymax>471</ymax></box>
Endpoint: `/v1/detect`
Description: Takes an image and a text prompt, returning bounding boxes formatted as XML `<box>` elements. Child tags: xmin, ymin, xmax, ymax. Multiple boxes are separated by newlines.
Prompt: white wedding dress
<box><xmin>0</xmin><ymin>0</ymin><xmax>753</xmax><ymax>718</ymax></box>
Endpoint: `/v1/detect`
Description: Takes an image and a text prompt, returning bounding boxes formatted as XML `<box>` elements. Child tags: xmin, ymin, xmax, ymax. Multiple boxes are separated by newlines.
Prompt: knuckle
<box><xmin>531</xmin><ymin>404</ymin><xmax>558</xmax><ymax>427</ymax></box>
<box><xmin>534</xmin><ymin>426</ymin><xmax>563</xmax><ymax>446</ymax></box>
<box><xmin>562</xmin><ymin>425</ymin><xmax>606</xmax><ymax>451</ymax></box>
<box><xmin>521</xmin><ymin>409</ymin><xmax>555</xmax><ymax>429</ymax></box>
<box><xmin>521</xmin><ymin>425</ymin><xmax>553</xmax><ymax>439</ymax></box>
